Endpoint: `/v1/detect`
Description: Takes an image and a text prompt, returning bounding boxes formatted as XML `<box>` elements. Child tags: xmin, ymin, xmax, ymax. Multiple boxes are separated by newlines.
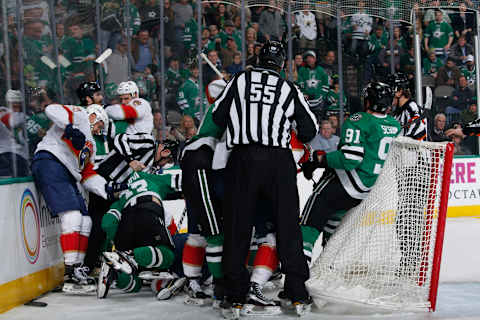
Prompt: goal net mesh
<box><xmin>306</xmin><ymin>137</ymin><xmax>452</xmax><ymax>312</ymax></box>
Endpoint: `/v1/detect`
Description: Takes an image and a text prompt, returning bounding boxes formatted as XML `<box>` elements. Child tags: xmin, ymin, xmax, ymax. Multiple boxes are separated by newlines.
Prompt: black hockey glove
<box><xmin>64</xmin><ymin>124</ymin><xmax>86</xmax><ymax>150</ymax></box>
<box><xmin>301</xmin><ymin>150</ymin><xmax>326</xmax><ymax>180</ymax></box>
<box><xmin>105</xmin><ymin>181</ymin><xmax>129</xmax><ymax>201</ymax></box>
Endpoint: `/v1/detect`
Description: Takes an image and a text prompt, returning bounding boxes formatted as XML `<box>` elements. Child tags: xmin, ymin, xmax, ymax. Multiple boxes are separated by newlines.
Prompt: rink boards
<box><xmin>1</xmin><ymin>155</ymin><xmax>479</xmax><ymax>313</ymax></box>
<box><xmin>0</xmin><ymin>178</ymin><xmax>63</xmax><ymax>313</ymax></box>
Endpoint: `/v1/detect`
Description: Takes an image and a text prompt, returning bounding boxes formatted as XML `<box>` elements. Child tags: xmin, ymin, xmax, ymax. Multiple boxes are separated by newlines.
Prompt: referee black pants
<box><xmin>223</xmin><ymin>145</ymin><xmax>309</xmax><ymax>303</ymax></box>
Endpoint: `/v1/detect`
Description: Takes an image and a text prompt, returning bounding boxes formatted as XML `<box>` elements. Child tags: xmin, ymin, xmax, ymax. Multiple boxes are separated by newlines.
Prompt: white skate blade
<box><xmin>294</xmin><ymin>303</ymin><xmax>311</xmax><ymax>317</ymax></box>
<box><xmin>222</xmin><ymin>307</ymin><xmax>241</xmax><ymax>319</ymax></box>
<box><xmin>97</xmin><ymin>262</ymin><xmax>112</xmax><ymax>299</ymax></box>
<box><xmin>184</xmin><ymin>296</ymin><xmax>212</xmax><ymax>306</ymax></box>
<box><xmin>62</xmin><ymin>283</ymin><xmax>96</xmax><ymax>295</ymax></box>
<box><xmin>241</xmin><ymin>304</ymin><xmax>282</xmax><ymax>316</ymax></box>
<box><xmin>139</xmin><ymin>271</ymin><xmax>174</xmax><ymax>281</ymax></box>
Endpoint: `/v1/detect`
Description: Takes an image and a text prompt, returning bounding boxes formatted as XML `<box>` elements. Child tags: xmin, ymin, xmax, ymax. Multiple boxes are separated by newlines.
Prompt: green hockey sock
<box><xmin>133</xmin><ymin>245</ymin><xmax>175</xmax><ymax>269</ymax></box>
<box><xmin>117</xmin><ymin>272</ymin><xmax>142</xmax><ymax>293</ymax></box>
<box><xmin>206</xmin><ymin>234</ymin><xmax>224</xmax><ymax>279</ymax></box>
<box><xmin>301</xmin><ymin>225</ymin><xmax>320</xmax><ymax>263</ymax></box>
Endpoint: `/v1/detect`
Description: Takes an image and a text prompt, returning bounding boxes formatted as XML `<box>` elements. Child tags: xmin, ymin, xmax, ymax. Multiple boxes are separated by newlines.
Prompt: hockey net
<box><xmin>306</xmin><ymin>137</ymin><xmax>454</xmax><ymax>312</ymax></box>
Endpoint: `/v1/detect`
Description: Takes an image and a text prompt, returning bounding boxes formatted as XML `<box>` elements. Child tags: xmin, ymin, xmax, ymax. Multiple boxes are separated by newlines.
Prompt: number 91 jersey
<box><xmin>325</xmin><ymin>112</ymin><xmax>401</xmax><ymax>200</ymax></box>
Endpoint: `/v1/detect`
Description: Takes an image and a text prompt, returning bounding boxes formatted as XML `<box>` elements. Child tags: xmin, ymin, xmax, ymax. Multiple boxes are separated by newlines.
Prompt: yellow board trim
<box><xmin>0</xmin><ymin>262</ymin><xmax>64</xmax><ymax>314</ymax></box>
<box><xmin>447</xmin><ymin>205</ymin><xmax>480</xmax><ymax>218</ymax></box>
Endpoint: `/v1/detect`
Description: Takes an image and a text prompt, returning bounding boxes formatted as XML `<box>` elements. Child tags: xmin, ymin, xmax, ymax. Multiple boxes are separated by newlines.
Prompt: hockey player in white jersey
<box><xmin>105</xmin><ymin>81</ymin><xmax>153</xmax><ymax>135</ymax></box>
<box><xmin>0</xmin><ymin>90</ymin><xmax>29</xmax><ymax>177</ymax></box>
<box><xmin>31</xmin><ymin>104</ymin><xmax>127</xmax><ymax>294</ymax></box>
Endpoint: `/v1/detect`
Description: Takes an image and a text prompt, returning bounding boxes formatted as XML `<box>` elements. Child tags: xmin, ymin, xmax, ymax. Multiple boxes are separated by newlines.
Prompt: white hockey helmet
<box><xmin>86</xmin><ymin>104</ymin><xmax>109</xmax><ymax>134</ymax></box>
<box><xmin>117</xmin><ymin>81</ymin><xmax>139</xmax><ymax>97</ymax></box>
<box><xmin>6</xmin><ymin>89</ymin><xmax>22</xmax><ymax>104</ymax></box>
<box><xmin>206</xmin><ymin>79</ymin><xmax>227</xmax><ymax>104</ymax></box>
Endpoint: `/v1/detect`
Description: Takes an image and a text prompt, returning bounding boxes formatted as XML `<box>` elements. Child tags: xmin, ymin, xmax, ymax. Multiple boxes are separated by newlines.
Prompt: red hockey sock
<box><xmin>60</xmin><ymin>232</ymin><xmax>81</xmax><ymax>265</ymax></box>
<box><xmin>250</xmin><ymin>244</ymin><xmax>279</xmax><ymax>286</ymax></box>
<box><xmin>183</xmin><ymin>240</ymin><xmax>206</xmax><ymax>278</ymax></box>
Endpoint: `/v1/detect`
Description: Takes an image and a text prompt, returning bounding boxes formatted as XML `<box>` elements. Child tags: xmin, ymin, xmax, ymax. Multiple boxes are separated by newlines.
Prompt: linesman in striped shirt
<box><xmin>211</xmin><ymin>41</ymin><xmax>318</xmax><ymax>316</ymax></box>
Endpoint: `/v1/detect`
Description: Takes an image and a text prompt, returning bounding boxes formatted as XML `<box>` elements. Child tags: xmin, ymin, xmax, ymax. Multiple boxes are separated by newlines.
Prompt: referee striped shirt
<box><xmin>212</xmin><ymin>68</ymin><xmax>318</xmax><ymax>149</ymax></box>
<box><xmin>95</xmin><ymin>133</ymin><xmax>156</xmax><ymax>184</ymax></box>
<box><xmin>393</xmin><ymin>99</ymin><xmax>427</xmax><ymax>141</ymax></box>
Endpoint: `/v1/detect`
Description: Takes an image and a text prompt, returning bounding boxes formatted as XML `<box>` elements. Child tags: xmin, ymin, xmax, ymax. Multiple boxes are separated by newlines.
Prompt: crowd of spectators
<box><xmin>0</xmin><ymin>0</ymin><xmax>479</xmax><ymax>160</ymax></box>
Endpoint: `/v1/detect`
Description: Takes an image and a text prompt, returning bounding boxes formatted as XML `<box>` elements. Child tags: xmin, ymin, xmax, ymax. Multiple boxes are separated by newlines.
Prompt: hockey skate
<box><xmin>184</xmin><ymin>278</ymin><xmax>212</xmax><ymax>306</ymax></box>
<box><xmin>97</xmin><ymin>260</ymin><xmax>117</xmax><ymax>299</ymax></box>
<box><xmin>139</xmin><ymin>271</ymin><xmax>175</xmax><ymax>281</ymax></box>
<box><xmin>241</xmin><ymin>282</ymin><xmax>282</xmax><ymax>316</ymax></box>
<box><xmin>156</xmin><ymin>277</ymin><xmax>187</xmax><ymax>300</ymax></box>
<box><xmin>103</xmin><ymin>250</ymin><xmax>138</xmax><ymax>275</ymax></box>
<box><xmin>63</xmin><ymin>264</ymin><xmax>96</xmax><ymax>295</ymax></box>
<box><xmin>220</xmin><ymin>299</ymin><xmax>243</xmax><ymax>320</ymax></box>
<box><xmin>212</xmin><ymin>279</ymin><xmax>225</xmax><ymax>310</ymax></box>
<box><xmin>278</xmin><ymin>291</ymin><xmax>312</xmax><ymax>317</ymax></box>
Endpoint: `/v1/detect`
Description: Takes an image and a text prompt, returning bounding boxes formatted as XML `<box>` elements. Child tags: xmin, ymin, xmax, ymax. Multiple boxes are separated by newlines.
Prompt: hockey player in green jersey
<box><xmin>300</xmin><ymin>81</ymin><xmax>401</xmax><ymax>263</ymax></box>
<box><xmin>98</xmin><ymin>165</ymin><xmax>182</xmax><ymax>299</ymax></box>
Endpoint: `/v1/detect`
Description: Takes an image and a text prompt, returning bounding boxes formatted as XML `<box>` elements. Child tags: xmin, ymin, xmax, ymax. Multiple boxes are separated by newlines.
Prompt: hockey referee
<box><xmin>212</xmin><ymin>41</ymin><xmax>318</xmax><ymax>316</ymax></box>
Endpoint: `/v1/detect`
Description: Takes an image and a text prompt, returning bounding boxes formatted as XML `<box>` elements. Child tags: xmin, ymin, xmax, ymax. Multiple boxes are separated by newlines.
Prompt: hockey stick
<box><xmin>93</xmin><ymin>48</ymin><xmax>113</xmax><ymax>83</ymax></box>
<box><xmin>200</xmin><ymin>52</ymin><xmax>224</xmax><ymax>80</ymax></box>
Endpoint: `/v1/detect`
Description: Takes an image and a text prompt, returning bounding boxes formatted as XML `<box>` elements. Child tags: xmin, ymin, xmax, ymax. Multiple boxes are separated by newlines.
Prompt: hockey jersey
<box><xmin>326</xmin><ymin>112</ymin><xmax>401</xmax><ymax>199</ymax></box>
<box><xmin>0</xmin><ymin>107</ymin><xmax>28</xmax><ymax>159</ymax></box>
<box><xmin>297</xmin><ymin>66</ymin><xmax>329</xmax><ymax>100</ymax></box>
<box><xmin>35</xmin><ymin>104</ymin><xmax>108</xmax><ymax>199</ymax></box>
<box><xmin>105</xmin><ymin>97</ymin><xmax>153</xmax><ymax>134</ymax></box>
<box><xmin>106</xmin><ymin>171</ymin><xmax>182</xmax><ymax>223</ymax></box>
<box><xmin>177</xmin><ymin>78</ymin><xmax>204</xmax><ymax>121</ymax></box>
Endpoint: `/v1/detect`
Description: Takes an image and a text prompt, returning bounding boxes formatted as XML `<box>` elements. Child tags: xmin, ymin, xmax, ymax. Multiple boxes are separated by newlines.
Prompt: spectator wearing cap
<box><xmin>219</xmin><ymin>20</ymin><xmax>242</xmax><ymax>49</ymax></box>
<box><xmin>294</xmin><ymin>6</ymin><xmax>317</xmax><ymax>50</ymax></box>
<box><xmin>106</xmin><ymin>39</ymin><xmax>130</xmax><ymax>87</ymax></box>
<box><xmin>297</xmin><ymin>50</ymin><xmax>329</xmax><ymax>101</ymax></box>
<box><xmin>220</xmin><ymin>36</ymin><xmax>239</xmax><ymax>68</ymax></box>
<box><xmin>436</xmin><ymin>57</ymin><xmax>462</xmax><ymax>87</ymax></box>
<box><xmin>461</xmin><ymin>54</ymin><xmax>476</xmax><ymax>88</ymax></box>
<box><xmin>449</xmin><ymin>36</ymin><xmax>474</xmax><ymax>66</ymax></box>
<box><xmin>132</xmin><ymin>29</ymin><xmax>157</xmax><ymax>73</ymax></box>
<box><xmin>259</xmin><ymin>4</ymin><xmax>285</xmax><ymax>42</ymax></box>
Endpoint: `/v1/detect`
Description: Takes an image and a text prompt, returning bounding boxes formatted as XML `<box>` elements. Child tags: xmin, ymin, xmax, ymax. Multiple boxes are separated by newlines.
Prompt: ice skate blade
<box><xmin>62</xmin><ymin>283</ymin><xmax>96</xmax><ymax>295</ymax></box>
<box><xmin>294</xmin><ymin>303</ymin><xmax>311</xmax><ymax>317</ymax></box>
<box><xmin>241</xmin><ymin>304</ymin><xmax>282</xmax><ymax>316</ymax></box>
<box><xmin>184</xmin><ymin>296</ymin><xmax>212</xmax><ymax>306</ymax></box>
<box><xmin>222</xmin><ymin>306</ymin><xmax>241</xmax><ymax>319</ymax></box>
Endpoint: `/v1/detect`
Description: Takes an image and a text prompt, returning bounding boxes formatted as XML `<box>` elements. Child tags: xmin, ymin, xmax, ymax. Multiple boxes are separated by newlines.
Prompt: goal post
<box><xmin>306</xmin><ymin>137</ymin><xmax>454</xmax><ymax>312</ymax></box>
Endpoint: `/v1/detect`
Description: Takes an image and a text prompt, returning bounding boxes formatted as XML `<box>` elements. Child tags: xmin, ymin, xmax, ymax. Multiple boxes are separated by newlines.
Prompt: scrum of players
<box><xmin>1</xmin><ymin>63</ymin><xmax>441</xmax><ymax>318</ymax></box>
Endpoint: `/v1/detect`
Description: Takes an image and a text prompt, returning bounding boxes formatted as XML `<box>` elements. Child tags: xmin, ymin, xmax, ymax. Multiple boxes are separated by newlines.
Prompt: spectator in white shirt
<box><xmin>295</xmin><ymin>8</ymin><xmax>317</xmax><ymax>50</ymax></box>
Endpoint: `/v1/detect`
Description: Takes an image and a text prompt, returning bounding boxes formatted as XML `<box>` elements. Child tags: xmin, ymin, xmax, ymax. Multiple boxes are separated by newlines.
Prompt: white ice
<box><xmin>2</xmin><ymin>175</ymin><xmax>479</xmax><ymax>320</ymax></box>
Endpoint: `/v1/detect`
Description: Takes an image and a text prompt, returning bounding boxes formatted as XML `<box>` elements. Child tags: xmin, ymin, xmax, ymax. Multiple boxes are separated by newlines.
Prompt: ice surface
<box><xmin>1</xmin><ymin>175</ymin><xmax>479</xmax><ymax>320</ymax></box>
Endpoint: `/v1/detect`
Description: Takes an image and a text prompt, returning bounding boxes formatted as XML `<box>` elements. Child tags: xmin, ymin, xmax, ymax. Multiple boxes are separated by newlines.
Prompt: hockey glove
<box><xmin>105</xmin><ymin>181</ymin><xmax>129</xmax><ymax>201</ymax></box>
<box><xmin>301</xmin><ymin>150</ymin><xmax>326</xmax><ymax>180</ymax></box>
<box><xmin>64</xmin><ymin>124</ymin><xmax>86</xmax><ymax>150</ymax></box>
<box><xmin>101</xmin><ymin>212</ymin><xmax>120</xmax><ymax>245</ymax></box>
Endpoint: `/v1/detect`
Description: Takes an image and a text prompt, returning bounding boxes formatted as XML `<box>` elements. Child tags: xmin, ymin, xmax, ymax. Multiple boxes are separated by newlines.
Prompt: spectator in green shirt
<box><xmin>424</xmin><ymin>10</ymin><xmax>454</xmax><ymax>62</ymax></box>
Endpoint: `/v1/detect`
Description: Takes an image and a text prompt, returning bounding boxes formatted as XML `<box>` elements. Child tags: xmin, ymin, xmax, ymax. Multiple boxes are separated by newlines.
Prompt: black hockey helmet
<box><xmin>387</xmin><ymin>72</ymin><xmax>410</xmax><ymax>92</ymax></box>
<box><xmin>362</xmin><ymin>81</ymin><xmax>393</xmax><ymax>114</ymax></box>
<box><xmin>259</xmin><ymin>41</ymin><xmax>286</xmax><ymax>70</ymax></box>
<box><xmin>77</xmin><ymin>82</ymin><xmax>102</xmax><ymax>106</ymax></box>
<box><xmin>162</xmin><ymin>139</ymin><xmax>180</xmax><ymax>163</ymax></box>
